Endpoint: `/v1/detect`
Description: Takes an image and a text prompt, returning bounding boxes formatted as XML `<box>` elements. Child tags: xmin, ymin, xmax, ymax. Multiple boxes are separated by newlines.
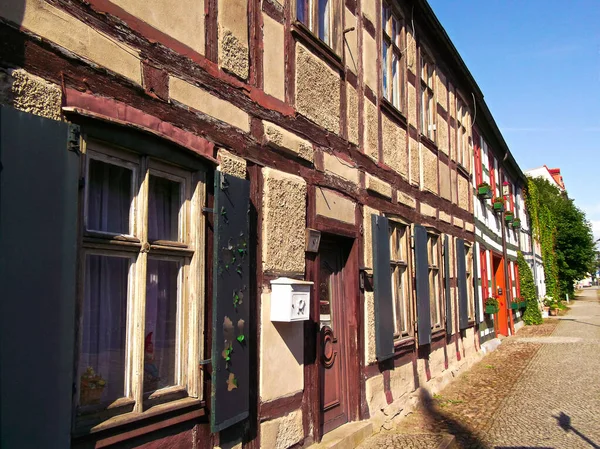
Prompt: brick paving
<box><xmin>358</xmin><ymin>288</ymin><xmax>600</xmax><ymax>449</ymax></box>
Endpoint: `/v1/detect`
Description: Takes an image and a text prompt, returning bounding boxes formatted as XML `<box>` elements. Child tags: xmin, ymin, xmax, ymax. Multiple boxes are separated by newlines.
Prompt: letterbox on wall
<box><xmin>270</xmin><ymin>278</ymin><xmax>313</xmax><ymax>322</ymax></box>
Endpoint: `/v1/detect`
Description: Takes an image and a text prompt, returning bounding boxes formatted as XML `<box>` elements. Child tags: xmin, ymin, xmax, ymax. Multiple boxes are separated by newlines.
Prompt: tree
<box><xmin>517</xmin><ymin>251</ymin><xmax>542</xmax><ymax>325</ymax></box>
<box><xmin>525</xmin><ymin>177</ymin><xmax>595</xmax><ymax>299</ymax></box>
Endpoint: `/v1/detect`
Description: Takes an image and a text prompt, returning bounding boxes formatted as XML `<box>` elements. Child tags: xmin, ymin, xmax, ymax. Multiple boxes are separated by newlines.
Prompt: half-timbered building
<box><xmin>0</xmin><ymin>0</ymin><xmax>535</xmax><ymax>448</ymax></box>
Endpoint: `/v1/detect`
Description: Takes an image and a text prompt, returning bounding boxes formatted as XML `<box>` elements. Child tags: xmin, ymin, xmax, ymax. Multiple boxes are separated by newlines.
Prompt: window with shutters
<box><xmin>382</xmin><ymin>1</ymin><xmax>405</xmax><ymax>112</ymax></box>
<box><xmin>389</xmin><ymin>222</ymin><xmax>413</xmax><ymax>339</ymax></box>
<box><xmin>465</xmin><ymin>244</ymin><xmax>474</xmax><ymax>320</ymax></box>
<box><xmin>77</xmin><ymin>140</ymin><xmax>205</xmax><ymax>425</ymax></box>
<box><xmin>420</xmin><ymin>51</ymin><xmax>436</xmax><ymax>141</ymax></box>
<box><xmin>427</xmin><ymin>233</ymin><xmax>442</xmax><ymax>328</ymax></box>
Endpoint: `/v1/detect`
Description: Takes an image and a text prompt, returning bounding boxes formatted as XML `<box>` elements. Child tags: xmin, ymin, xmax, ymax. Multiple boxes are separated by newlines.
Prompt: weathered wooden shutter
<box><xmin>211</xmin><ymin>171</ymin><xmax>251</xmax><ymax>432</ymax></box>
<box><xmin>414</xmin><ymin>225</ymin><xmax>431</xmax><ymax>345</ymax></box>
<box><xmin>473</xmin><ymin>244</ymin><xmax>480</xmax><ymax>324</ymax></box>
<box><xmin>457</xmin><ymin>239</ymin><xmax>469</xmax><ymax>330</ymax></box>
<box><xmin>0</xmin><ymin>107</ymin><xmax>79</xmax><ymax>448</ymax></box>
<box><xmin>444</xmin><ymin>236</ymin><xmax>452</xmax><ymax>335</ymax></box>
<box><xmin>371</xmin><ymin>214</ymin><xmax>395</xmax><ymax>361</ymax></box>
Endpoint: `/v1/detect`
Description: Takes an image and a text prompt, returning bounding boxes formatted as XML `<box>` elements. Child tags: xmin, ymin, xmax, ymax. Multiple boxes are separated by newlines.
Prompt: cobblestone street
<box><xmin>358</xmin><ymin>288</ymin><xmax>600</xmax><ymax>449</ymax></box>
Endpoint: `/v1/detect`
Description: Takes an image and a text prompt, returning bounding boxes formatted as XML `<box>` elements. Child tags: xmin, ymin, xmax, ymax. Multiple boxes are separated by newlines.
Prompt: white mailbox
<box><xmin>270</xmin><ymin>277</ymin><xmax>313</xmax><ymax>322</ymax></box>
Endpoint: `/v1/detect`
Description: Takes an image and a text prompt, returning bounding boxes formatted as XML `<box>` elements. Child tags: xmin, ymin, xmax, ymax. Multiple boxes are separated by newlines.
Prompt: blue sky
<box><xmin>428</xmin><ymin>0</ymin><xmax>600</xmax><ymax>238</ymax></box>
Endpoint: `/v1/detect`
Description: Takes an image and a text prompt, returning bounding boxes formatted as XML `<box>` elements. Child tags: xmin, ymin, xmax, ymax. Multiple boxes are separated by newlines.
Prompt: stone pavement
<box><xmin>357</xmin><ymin>288</ymin><xmax>600</xmax><ymax>449</ymax></box>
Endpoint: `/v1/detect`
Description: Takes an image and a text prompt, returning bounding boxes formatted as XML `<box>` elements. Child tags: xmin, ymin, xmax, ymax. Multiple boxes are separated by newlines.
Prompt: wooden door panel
<box><xmin>319</xmin><ymin>243</ymin><xmax>349</xmax><ymax>434</ymax></box>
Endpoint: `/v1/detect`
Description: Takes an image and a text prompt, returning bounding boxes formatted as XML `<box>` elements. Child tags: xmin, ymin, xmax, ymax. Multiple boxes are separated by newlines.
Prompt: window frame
<box><xmin>388</xmin><ymin>220</ymin><xmax>413</xmax><ymax>340</ymax></box>
<box><xmin>75</xmin><ymin>137</ymin><xmax>207</xmax><ymax>430</ymax></box>
<box><xmin>420</xmin><ymin>50</ymin><xmax>436</xmax><ymax>142</ymax></box>
<box><xmin>381</xmin><ymin>1</ymin><xmax>406</xmax><ymax>113</ymax></box>
<box><xmin>426</xmin><ymin>232</ymin><xmax>443</xmax><ymax>329</ymax></box>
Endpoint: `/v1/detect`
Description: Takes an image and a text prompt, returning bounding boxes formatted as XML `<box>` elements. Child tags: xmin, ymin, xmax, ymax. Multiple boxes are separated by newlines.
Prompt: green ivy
<box><xmin>517</xmin><ymin>251</ymin><xmax>543</xmax><ymax>325</ymax></box>
<box><xmin>524</xmin><ymin>179</ymin><xmax>560</xmax><ymax>299</ymax></box>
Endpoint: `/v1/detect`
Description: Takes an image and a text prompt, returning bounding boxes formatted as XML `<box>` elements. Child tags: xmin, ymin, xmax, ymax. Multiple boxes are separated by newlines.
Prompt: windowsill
<box><xmin>380</xmin><ymin>97</ymin><xmax>407</xmax><ymax>127</ymax></box>
<box><xmin>456</xmin><ymin>164</ymin><xmax>470</xmax><ymax>178</ymax></box>
<box><xmin>394</xmin><ymin>336</ymin><xmax>415</xmax><ymax>352</ymax></box>
<box><xmin>73</xmin><ymin>397</ymin><xmax>204</xmax><ymax>438</ymax></box>
<box><xmin>431</xmin><ymin>328</ymin><xmax>446</xmax><ymax>341</ymax></box>
<box><xmin>291</xmin><ymin>21</ymin><xmax>343</xmax><ymax>73</ymax></box>
<box><xmin>420</xmin><ymin>134</ymin><xmax>437</xmax><ymax>152</ymax></box>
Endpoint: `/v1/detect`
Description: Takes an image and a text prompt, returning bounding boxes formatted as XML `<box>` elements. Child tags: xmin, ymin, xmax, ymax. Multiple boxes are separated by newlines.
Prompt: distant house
<box><xmin>525</xmin><ymin>165</ymin><xmax>566</xmax><ymax>191</ymax></box>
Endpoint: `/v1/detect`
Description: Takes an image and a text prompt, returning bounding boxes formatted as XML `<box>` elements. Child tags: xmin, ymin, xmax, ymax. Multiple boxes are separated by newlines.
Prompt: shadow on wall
<box><xmin>0</xmin><ymin>1</ymin><xmax>27</xmax><ymax>109</ymax></box>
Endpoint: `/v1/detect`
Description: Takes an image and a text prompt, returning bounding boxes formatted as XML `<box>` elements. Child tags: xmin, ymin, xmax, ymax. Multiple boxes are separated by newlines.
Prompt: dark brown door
<box><xmin>318</xmin><ymin>241</ymin><xmax>350</xmax><ymax>434</ymax></box>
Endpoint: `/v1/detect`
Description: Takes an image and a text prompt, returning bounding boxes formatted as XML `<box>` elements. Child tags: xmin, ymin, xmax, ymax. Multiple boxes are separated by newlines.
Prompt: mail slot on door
<box><xmin>270</xmin><ymin>277</ymin><xmax>314</xmax><ymax>322</ymax></box>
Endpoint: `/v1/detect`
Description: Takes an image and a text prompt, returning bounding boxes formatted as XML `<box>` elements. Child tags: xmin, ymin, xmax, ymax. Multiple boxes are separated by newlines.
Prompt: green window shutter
<box><xmin>211</xmin><ymin>171</ymin><xmax>251</xmax><ymax>432</ymax></box>
<box><xmin>414</xmin><ymin>225</ymin><xmax>431</xmax><ymax>345</ymax></box>
<box><xmin>0</xmin><ymin>106</ymin><xmax>79</xmax><ymax>448</ymax></box>
<box><xmin>371</xmin><ymin>214</ymin><xmax>395</xmax><ymax>361</ymax></box>
<box><xmin>444</xmin><ymin>236</ymin><xmax>452</xmax><ymax>335</ymax></box>
<box><xmin>456</xmin><ymin>239</ymin><xmax>469</xmax><ymax>330</ymax></box>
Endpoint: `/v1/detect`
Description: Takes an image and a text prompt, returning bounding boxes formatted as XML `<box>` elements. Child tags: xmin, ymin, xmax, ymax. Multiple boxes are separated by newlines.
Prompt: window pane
<box><xmin>391</xmin><ymin>266</ymin><xmax>401</xmax><ymax>334</ymax></box>
<box><xmin>400</xmin><ymin>267</ymin><xmax>409</xmax><ymax>333</ymax></box>
<box><xmin>148</xmin><ymin>175</ymin><xmax>182</xmax><ymax>242</ymax></box>
<box><xmin>145</xmin><ymin>259</ymin><xmax>179</xmax><ymax>392</ymax></box>
<box><xmin>382</xmin><ymin>41</ymin><xmax>389</xmax><ymax>99</ymax></box>
<box><xmin>297</xmin><ymin>0</ymin><xmax>307</xmax><ymax>24</ymax></box>
<box><xmin>392</xmin><ymin>52</ymin><xmax>399</xmax><ymax>108</ymax></box>
<box><xmin>382</xmin><ymin>4</ymin><xmax>390</xmax><ymax>35</ymax></box>
<box><xmin>88</xmin><ymin>159</ymin><xmax>132</xmax><ymax>234</ymax></box>
<box><xmin>318</xmin><ymin>0</ymin><xmax>330</xmax><ymax>45</ymax></box>
<box><xmin>319</xmin><ymin>259</ymin><xmax>334</xmax><ymax>330</ymax></box>
<box><xmin>429</xmin><ymin>270</ymin><xmax>436</xmax><ymax>324</ymax></box>
<box><xmin>80</xmin><ymin>255</ymin><xmax>129</xmax><ymax>406</ymax></box>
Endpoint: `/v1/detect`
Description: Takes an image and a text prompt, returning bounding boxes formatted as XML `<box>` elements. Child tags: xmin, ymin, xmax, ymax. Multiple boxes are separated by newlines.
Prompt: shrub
<box><xmin>517</xmin><ymin>251</ymin><xmax>543</xmax><ymax>325</ymax></box>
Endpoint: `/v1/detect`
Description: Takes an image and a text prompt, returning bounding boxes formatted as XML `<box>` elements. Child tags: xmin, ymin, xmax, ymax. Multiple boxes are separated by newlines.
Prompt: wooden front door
<box><xmin>318</xmin><ymin>240</ymin><xmax>350</xmax><ymax>434</ymax></box>
<box><xmin>492</xmin><ymin>255</ymin><xmax>509</xmax><ymax>336</ymax></box>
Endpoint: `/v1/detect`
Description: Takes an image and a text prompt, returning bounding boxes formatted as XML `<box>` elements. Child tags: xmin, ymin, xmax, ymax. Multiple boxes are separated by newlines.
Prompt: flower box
<box><xmin>484</xmin><ymin>297</ymin><xmax>500</xmax><ymax>315</ymax></box>
<box><xmin>477</xmin><ymin>183</ymin><xmax>493</xmax><ymax>199</ymax></box>
<box><xmin>492</xmin><ymin>198</ymin><xmax>505</xmax><ymax>212</ymax></box>
<box><xmin>505</xmin><ymin>211</ymin><xmax>514</xmax><ymax>223</ymax></box>
<box><xmin>520</xmin><ymin>301</ymin><xmax>527</xmax><ymax>308</ymax></box>
<box><xmin>512</xmin><ymin>218</ymin><xmax>521</xmax><ymax>229</ymax></box>
<box><xmin>510</xmin><ymin>302</ymin><xmax>519</xmax><ymax>310</ymax></box>
<box><xmin>485</xmin><ymin>304</ymin><xmax>499</xmax><ymax>314</ymax></box>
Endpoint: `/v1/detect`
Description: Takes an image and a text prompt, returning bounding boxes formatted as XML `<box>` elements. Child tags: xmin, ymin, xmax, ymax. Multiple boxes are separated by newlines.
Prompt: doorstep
<box><xmin>307</xmin><ymin>421</ymin><xmax>373</xmax><ymax>449</ymax></box>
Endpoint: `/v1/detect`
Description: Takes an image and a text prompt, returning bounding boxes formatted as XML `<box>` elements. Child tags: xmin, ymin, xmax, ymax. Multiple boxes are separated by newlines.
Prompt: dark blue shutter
<box><xmin>473</xmin><ymin>244</ymin><xmax>480</xmax><ymax>324</ymax></box>
<box><xmin>414</xmin><ymin>225</ymin><xmax>431</xmax><ymax>345</ymax></box>
<box><xmin>0</xmin><ymin>107</ymin><xmax>79</xmax><ymax>448</ymax></box>
<box><xmin>371</xmin><ymin>214</ymin><xmax>395</xmax><ymax>361</ymax></box>
<box><xmin>444</xmin><ymin>236</ymin><xmax>452</xmax><ymax>335</ymax></box>
<box><xmin>211</xmin><ymin>171</ymin><xmax>251</xmax><ymax>432</ymax></box>
<box><xmin>457</xmin><ymin>239</ymin><xmax>469</xmax><ymax>330</ymax></box>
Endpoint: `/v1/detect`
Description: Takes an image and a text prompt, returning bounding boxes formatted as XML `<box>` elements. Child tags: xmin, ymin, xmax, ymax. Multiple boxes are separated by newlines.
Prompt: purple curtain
<box><xmin>87</xmin><ymin>159</ymin><xmax>131</xmax><ymax>234</ymax></box>
<box><xmin>148</xmin><ymin>175</ymin><xmax>180</xmax><ymax>242</ymax></box>
<box><xmin>79</xmin><ymin>255</ymin><xmax>128</xmax><ymax>405</ymax></box>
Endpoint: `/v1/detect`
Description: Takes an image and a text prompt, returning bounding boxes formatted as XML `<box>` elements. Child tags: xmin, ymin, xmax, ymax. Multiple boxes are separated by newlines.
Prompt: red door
<box><xmin>493</xmin><ymin>255</ymin><xmax>509</xmax><ymax>336</ymax></box>
<box><xmin>318</xmin><ymin>241</ymin><xmax>350</xmax><ymax>434</ymax></box>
